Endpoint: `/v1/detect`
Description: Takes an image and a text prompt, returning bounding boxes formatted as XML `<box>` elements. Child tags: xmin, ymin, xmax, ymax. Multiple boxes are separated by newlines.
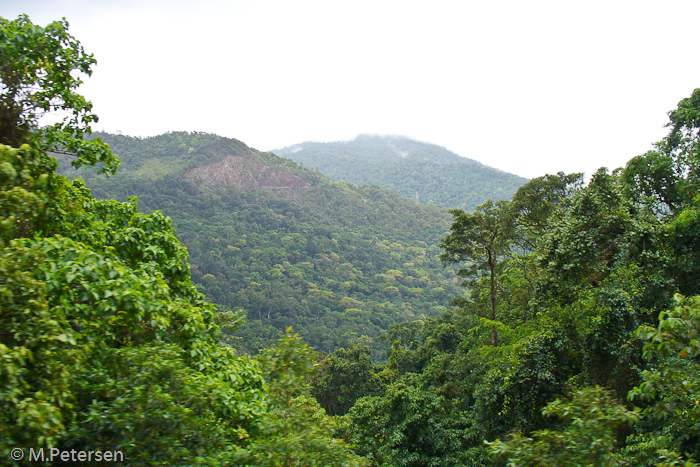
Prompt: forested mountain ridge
<box><xmin>1</xmin><ymin>15</ymin><xmax>369</xmax><ymax>466</ymax></box>
<box><xmin>58</xmin><ymin>131</ymin><xmax>463</xmax><ymax>353</ymax></box>
<box><xmin>5</xmin><ymin>14</ymin><xmax>700</xmax><ymax>466</ymax></box>
<box><xmin>273</xmin><ymin>134</ymin><xmax>528</xmax><ymax>210</ymax></box>
<box><xmin>59</xmin><ymin>130</ymin><xmax>327</xmax><ymax>186</ymax></box>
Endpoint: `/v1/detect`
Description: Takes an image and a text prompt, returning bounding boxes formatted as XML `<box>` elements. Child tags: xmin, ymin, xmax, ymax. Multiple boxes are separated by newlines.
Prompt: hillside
<box><xmin>273</xmin><ymin>134</ymin><xmax>528</xmax><ymax>210</ymax></box>
<box><xmin>9</xmin><ymin>14</ymin><xmax>700</xmax><ymax>467</ymax></box>
<box><xmin>59</xmin><ymin>132</ymin><xmax>463</xmax><ymax>353</ymax></box>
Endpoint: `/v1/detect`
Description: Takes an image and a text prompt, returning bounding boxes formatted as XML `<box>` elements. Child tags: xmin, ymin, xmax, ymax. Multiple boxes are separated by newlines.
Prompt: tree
<box><xmin>312</xmin><ymin>343</ymin><xmax>381</xmax><ymax>416</ymax></box>
<box><xmin>0</xmin><ymin>14</ymin><xmax>117</xmax><ymax>173</ymax></box>
<box><xmin>509</xmin><ymin>172</ymin><xmax>583</xmax><ymax>247</ymax></box>
<box><xmin>628</xmin><ymin>294</ymin><xmax>700</xmax><ymax>462</ymax></box>
<box><xmin>660</xmin><ymin>88</ymin><xmax>700</xmax><ymax>178</ymax></box>
<box><xmin>488</xmin><ymin>386</ymin><xmax>639</xmax><ymax>467</ymax></box>
<box><xmin>537</xmin><ymin>168</ymin><xmax>666</xmax><ymax>307</ymax></box>
<box><xmin>496</xmin><ymin>172</ymin><xmax>584</xmax><ymax>321</ymax></box>
<box><xmin>238</xmin><ymin>330</ymin><xmax>368</xmax><ymax>467</ymax></box>
<box><xmin>345</xmin><ymin>375</ymin><xmax>480</xmax><ymax>467</ymax></box>
<box><xmin>622</xmin><ymin>89</ymin><xmax>700</xmax><ymax>218</ymax></box>
<box><xmin>620</xmin><ymin>150</ymin><xmax>683</xmax><ymax>216</ymax></box>
<box><xmin>0</xmin><ymin>148</ymin><xmax>268</xmax><ymax>464</ymax></box>
<box><xmin>440</xmin><ymin>200</ymin><xmax>512</xmax><ymax>346</ymax></box>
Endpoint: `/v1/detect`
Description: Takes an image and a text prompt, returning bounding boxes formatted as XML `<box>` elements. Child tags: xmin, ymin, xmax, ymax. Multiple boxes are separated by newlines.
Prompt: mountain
<box><xmin>273</xmin><ymin>134</ymin><xmax>528</xmax><ymax>210</ymax></box>
<box><xmin>58</xmin><ymin>132</ymin><xmax>463</xmax><ymax>354</ymax></box>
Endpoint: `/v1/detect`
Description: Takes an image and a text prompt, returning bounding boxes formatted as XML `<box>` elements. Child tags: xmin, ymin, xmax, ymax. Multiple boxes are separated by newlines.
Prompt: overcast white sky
<box><xmin>3</xmin><ymin>0</ymin><xmax>700</xmax><ymax>179</ymax></box>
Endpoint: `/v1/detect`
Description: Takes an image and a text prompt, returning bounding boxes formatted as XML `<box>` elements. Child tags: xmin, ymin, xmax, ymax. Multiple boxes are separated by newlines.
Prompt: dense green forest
<box><xmin>3</xmin><ymin>13</ymin><xmax>700</xmax><ymax>467</ymax></box>
<box><xmin>273</xmin><ymin>134</ymin><xmax>528</xmax><ymax>211</ymax></box>
<box><xmin>323</xmin><ymin>87</ymin><xmax>700</xmax><ymax>464</ymax></box>
<box><xmin>56</xmin><ymin>131</ymin><xmax>463</xmax><ymax>354</ymax></box>
<box><xmin>0</xmin><ymin>15</ymin><xmax>369</xmax><ymax>466</ymax></box>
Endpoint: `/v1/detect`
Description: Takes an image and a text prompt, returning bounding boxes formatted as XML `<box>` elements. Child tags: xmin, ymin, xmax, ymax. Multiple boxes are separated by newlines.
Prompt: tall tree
<box><xmin>440</xmin><ymin>200</ymin><xmax>512</xmax><ymax>346</ymax></box>
<box><xmin>661</xmin><ymin>88</ymin><xmax>700</xmax><ymax>172</ymax></box>
<box><xmin>622</xmin><ymin>89</ymin><xmax>700</xmax><ymax>217</ymax></box>
<box><xmin>509</xmin><ymin>171</ymin><xmax>583</xmax><ymax>250</ymax></box>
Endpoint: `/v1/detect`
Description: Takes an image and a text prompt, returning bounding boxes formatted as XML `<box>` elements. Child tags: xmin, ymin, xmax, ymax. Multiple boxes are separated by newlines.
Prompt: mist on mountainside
<box><xmin>274</xmin><ymin>134</ymin><xmax>528</xmax><ymax>210</ymax></box>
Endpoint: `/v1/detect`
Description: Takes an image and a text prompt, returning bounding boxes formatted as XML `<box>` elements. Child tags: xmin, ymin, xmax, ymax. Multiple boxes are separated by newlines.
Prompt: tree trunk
<box><xmin>489</xmin><ymin>250</ymin><xmax>498</xmax><ymax>347</ymax></box>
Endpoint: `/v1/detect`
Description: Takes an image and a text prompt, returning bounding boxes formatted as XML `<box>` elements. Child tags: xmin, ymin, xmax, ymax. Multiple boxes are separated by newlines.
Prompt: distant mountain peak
<box><xmin>273</xmin><ymin>135</ymin><xmax>527</xmax><ymax>210</ymax></box>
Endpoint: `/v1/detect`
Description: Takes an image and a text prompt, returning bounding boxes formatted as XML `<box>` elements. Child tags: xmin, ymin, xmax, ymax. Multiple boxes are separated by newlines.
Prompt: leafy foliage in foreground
<box><xmin>0</xmin><ymin>143</ymin><xmax>366</xmax><ymax>466</ymax></box>
<box><xmin>0</xmin><ymin>15</ymin><xmax>117</xmax><ymax>174</ymax></box>
<box><xmin>338</xmin><ymin>89</ymin><xmax>700</xmax><ymax>466</ymax></box>
<box><xmin>6</xmin><ymin>13</ymin><xmax>700</xmax><ymax>467</ymax></box>
<box><xmin>0</xmin><ymin>15</ymin><xmax>364</xmax><ymax>466</ymax></box>
<box><xmin>488</xmin><ymin>387</ymin><xmax>640</xmax><ymax>466</ymax></box>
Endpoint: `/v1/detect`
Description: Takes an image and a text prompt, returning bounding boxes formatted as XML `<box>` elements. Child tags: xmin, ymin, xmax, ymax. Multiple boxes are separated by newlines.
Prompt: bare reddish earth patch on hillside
<box><xmin>184</xmin><ymin>155</ymin><xmax>310</xmax><ymax>189</ymax></box>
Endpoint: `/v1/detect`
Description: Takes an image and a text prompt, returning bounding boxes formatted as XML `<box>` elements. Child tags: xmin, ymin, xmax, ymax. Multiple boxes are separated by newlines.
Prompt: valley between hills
<box><xmin>58</xmin><ymin>131</ymin><xmax>522</xmax><ymax>354</ymax></box>
<box><xmin>5</xmin><ymin>14</ymin><xmax>700</xmax><ymax>466</ymax></box>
